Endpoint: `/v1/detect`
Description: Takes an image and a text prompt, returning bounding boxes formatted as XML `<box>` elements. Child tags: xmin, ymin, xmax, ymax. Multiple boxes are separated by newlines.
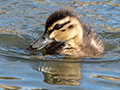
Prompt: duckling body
<box><xmin>30</xmin><ymin>9</ymin><xmax>104</xmax><ymax>57</ymax></box>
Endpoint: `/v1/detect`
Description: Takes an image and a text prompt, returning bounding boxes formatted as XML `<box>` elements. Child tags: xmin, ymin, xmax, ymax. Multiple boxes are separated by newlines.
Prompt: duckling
<box><xmin>29</xmin><ymin>9</ymin><xmax>104</xmax><ymax>57</ymax></box>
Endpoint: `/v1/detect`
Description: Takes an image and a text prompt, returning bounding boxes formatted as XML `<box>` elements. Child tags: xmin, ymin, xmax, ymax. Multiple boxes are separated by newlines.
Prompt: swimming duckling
<box><xmin>30</xmin><ymin>9</ymin><xmax>104</xmax><ymax>57</ymax></box>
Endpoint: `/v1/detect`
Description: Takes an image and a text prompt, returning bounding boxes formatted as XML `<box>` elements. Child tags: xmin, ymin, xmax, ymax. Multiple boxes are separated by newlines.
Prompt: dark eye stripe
<box><xmin>68</xmin><ymin>25</ymin><xmax>74</xmax><ymax>29</ymax></box>
<box><xmin>48</xmin><ymin>21</ymin><xmax>70</xmax><ymax>35</ymax></box>
<box><xmin>48</xmin><ymin>29</ymin><xmax>54</xmax><ymax>35</ymax></box>
<box><xmin>53</xmin><ymin>21</ymin><xmax>70</xmax><ymax>30</ymax></box>
<box><xmin>62</xmin><ymin>21</ymin><xmax>71</xmax><ymax>28</ymax></box>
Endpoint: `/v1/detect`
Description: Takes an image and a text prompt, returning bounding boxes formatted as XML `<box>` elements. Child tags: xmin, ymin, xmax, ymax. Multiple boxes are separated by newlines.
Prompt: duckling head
<box><xmin>30</xmin><ymin>9</ymin><xmax>83</xmax><ymax>51</ymax></box>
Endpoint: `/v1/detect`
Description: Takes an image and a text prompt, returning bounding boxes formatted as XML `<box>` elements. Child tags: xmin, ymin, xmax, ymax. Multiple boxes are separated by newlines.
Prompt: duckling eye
<box><xmin>54</xmin><ymin>24</ymin><xmax>62</xmax><ymax>30</ymax></box>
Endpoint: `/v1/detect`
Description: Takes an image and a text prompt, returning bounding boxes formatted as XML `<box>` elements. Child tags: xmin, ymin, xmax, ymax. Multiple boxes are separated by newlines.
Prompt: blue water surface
<box><xmin>0</xmin><ymin>0</ymin><xmax>120</xmax><ymax>90</ymax></box>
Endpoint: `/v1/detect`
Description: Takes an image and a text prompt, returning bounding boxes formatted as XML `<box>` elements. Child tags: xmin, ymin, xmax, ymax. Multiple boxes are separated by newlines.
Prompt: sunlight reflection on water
<box><xmin>0</xmin><ymin>0</ymin><xmax>120</xmax><ymax>90</ymax></box>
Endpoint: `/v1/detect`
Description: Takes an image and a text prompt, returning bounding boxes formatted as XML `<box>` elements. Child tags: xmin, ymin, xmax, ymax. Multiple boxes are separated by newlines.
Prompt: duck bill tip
<box><xmin>29</xmin><ymin>34</ymin><xmax>53</xmax><ymax>50</ymax></box>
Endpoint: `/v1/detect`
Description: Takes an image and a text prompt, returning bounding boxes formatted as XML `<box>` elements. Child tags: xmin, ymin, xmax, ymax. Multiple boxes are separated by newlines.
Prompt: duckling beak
<box><xmin>29</xmin><ymin>33</ymin><xmax>53</xmax><ymax>50</ymax></box>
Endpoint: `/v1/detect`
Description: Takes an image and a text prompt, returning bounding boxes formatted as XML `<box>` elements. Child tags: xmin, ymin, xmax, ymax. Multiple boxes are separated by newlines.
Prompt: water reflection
<box><xmin>0</xmin><ymin>0</ymin><xmax>120</xmax><ymax>89</ymax></box>
<box><xmin>0</xmin><ymin>84</ymin><xmax>21</xmax><ymax>90</ymax></box>
<box><xmin>93</xmin><ymin>75</ymin><xmax>120</xmax><ymax>82</ymax></box>
<box><xmin>38</xmin><ymin>60</ymin><xmax>81</xmax><ymax>85</ymax></box>
<box><xmin>0</xmin><ymin>84</ymin><xmax>47</xmax><ymax>90</ymax></box>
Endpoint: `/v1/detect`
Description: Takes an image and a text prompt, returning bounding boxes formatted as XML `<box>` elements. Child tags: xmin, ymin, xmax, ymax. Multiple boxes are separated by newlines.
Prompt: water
<box><xmin>0</xmin><ymin>0</ymin><xmax>120</xmax><ymax>90</ymax></box>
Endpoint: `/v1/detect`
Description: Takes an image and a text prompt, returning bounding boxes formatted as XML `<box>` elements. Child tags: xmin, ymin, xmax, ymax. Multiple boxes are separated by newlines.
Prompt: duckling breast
<box><xmin>45</xmin><ymin>41</ymin><xmax>65</xmax><ymax>54</ymax></box>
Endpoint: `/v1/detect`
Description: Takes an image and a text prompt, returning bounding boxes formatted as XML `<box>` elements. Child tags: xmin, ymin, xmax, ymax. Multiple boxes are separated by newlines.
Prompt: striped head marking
<box><xmin>30</xmin><ymin>9</ymin><xmax>83</xmax><ymax>50</ymax></box>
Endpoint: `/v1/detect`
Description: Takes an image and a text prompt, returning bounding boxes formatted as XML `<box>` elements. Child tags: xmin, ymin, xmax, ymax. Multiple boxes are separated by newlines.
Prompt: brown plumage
<box><xmin>30</xmin><ymin>8</ymin><xmax>104</xmax><ymax>57</ymax></box>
